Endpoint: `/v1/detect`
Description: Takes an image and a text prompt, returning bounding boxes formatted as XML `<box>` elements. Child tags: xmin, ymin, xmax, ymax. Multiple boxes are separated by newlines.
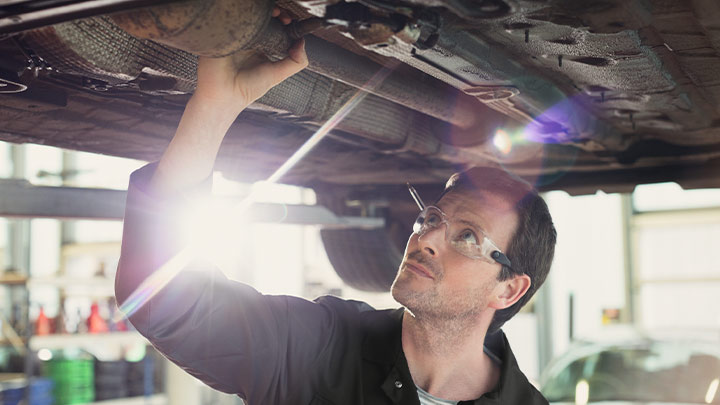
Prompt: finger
<box><xmin>287</xmin><ymin>38</ymin><xmax>308</xmax><ymax>64</ymax></box>
<box><xmin>272</xmin><ymin>8</ymin><xmax>280</xmax><ymax>17</ymax></box>
<box><xmin>278</xmin><ymin>11</ymin><xmax>292</xmax><ymax>25</ymax></box>
<box><xmin>260</xmin><ymin>39</ymin><xmax>308</xmax><ymax>85</ymax></box>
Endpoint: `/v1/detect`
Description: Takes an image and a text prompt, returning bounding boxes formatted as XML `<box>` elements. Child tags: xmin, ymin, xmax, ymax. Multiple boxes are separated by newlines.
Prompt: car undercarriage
<box><xmin>1</xmin><ymin>0</ymin><xmax>719</xmax><ymax>289</ymax></box>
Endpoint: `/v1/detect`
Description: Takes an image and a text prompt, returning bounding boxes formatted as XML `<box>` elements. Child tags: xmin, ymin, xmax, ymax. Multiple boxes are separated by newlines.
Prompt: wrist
<box><xmin>186</xmin><ymin>94</ymin><xmax>248</xmax><ymax>128</ymax></box>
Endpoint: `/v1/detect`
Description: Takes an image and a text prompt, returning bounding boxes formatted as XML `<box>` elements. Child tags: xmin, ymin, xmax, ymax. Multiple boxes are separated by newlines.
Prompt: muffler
<box><xmin>111</xmin><ymin>0</ymin><xmax>509</xmax><ymax>132</ymax></box>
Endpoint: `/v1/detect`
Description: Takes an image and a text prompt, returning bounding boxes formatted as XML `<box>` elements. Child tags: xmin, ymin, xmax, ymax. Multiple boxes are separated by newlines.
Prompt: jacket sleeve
<box><xmin>115</xmin><ymin>163</ymin><xmax>337</xmax><ymax>403</ymax></box>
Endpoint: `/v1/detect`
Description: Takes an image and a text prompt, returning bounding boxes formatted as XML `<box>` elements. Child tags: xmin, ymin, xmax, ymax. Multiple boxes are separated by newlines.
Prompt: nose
<box><xmin>417</xmin><ymin>223</ymin><xmax>445</xmax><ymax>257</ymax></box>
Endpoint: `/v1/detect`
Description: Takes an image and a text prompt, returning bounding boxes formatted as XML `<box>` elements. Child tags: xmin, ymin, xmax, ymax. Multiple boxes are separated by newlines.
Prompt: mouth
<box><xmin>404</xmin><ymin>262</ymin><xmax>435</xmax><ymax>280</ymax></box>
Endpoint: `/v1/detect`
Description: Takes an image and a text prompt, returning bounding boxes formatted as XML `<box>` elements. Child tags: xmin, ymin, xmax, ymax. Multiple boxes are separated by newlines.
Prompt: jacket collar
<box><xmin>361</xmin><ymin>308</ymin><xmax>404</xmax><ymax>364</ymax></box>
<box><xmin>360</xmin><ymin>309</ymin><xmax>532</xmax><ymax>405</ymax></box>
<box><xmin>361</xmin><ymin>309</ymin><xmax>419</xmax><ymax>404</ymax></box>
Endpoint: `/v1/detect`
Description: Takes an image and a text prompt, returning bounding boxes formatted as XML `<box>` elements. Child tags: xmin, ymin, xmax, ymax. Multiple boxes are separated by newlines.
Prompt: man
<box><xmin>115</xmin><ymin>14</ymin><xmax>557</xmax><ymax>404</ymax></box>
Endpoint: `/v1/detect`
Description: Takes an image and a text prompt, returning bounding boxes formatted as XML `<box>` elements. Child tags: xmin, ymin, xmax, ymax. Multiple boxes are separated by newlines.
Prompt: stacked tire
<box><xmin>94</xmin><ymin>355</ymin><xmax>155</xmax><ymax>401</ymax></box>
<box><xmin>94</xmin><ymin>361</ymin><xmax>128</xmax><ymax>401</ymax></box>
<box><xmin>127</xmin><ymin>356</ymin><xmax>155</xmax><ymax>397</ymax></box>
<box><xmin>45</xmin><ymin>357</ymin><xmax>94</xmax><ymax>404</ymax></box>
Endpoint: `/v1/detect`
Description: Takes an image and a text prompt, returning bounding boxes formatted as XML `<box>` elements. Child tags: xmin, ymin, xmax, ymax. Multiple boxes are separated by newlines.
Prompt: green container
<box><xmin>44</xmin><ymin>357</ymin><xmax>95</xmax><ymax>405</ymax></box>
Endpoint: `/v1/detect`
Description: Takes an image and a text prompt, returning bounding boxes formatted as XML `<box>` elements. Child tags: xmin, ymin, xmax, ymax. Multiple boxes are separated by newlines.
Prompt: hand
<box><xmin>192</xmin><ymin>8</ymin><xmax>308</xmax><ymax>111</ymax></box>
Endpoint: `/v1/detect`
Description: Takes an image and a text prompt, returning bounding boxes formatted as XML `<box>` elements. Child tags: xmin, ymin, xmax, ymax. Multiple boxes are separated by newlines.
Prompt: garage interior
<box><xmin>1</xmin><ymin>139</ymin><xmax>719</xmax><ymax>404</ymax></box>
<box><xmin>2</xmin><ymin>0</ymin><xmax>720</xmax><ymax>403</ymax></box>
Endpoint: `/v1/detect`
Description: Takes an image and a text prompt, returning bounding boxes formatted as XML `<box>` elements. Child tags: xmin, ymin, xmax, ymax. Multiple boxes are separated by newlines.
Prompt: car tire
<box><xmin>320</xmin><ymin>228</ymin><xmax>402</xmax><ymax>292</ymax></box>
<box><xmin>318</xmin><ymin>192</ymin><xmax>420</xmax><ymax>292</ymax></box>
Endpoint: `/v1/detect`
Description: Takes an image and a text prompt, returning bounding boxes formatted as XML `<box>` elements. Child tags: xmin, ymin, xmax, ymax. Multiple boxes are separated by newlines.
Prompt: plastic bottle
<box><xmin>35</xmin><ymin>306</ymin><xmax>52</xmax><ymax>336</ymax></box>
<box><xmin>87</xmin><ymin>302</ymin><xmax>109</xmax><ymax>333</ymax></box>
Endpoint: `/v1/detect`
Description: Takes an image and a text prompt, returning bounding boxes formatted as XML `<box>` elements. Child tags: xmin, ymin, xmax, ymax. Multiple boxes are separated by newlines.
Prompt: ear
<box><xmin>488</xmin><ymin>274</ymin><xmax>531</xmax><ymax>310</ymax></box>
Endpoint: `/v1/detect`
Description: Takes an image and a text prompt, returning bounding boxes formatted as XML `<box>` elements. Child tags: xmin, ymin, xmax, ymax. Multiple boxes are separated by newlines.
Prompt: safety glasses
<box><xmin>407</xmin><ymin>183</ymin><xmax>512</xmax><ymax>269</ymax></box>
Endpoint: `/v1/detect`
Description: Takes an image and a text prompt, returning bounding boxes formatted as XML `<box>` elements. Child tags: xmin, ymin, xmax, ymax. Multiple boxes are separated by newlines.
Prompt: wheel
<box><xmin>320</xmin><ymin>228</ymin><xmax>403</xmax><ymax>291</ymax></box>
<box><xmin>317</xmin><ymin>190</ymin><xmax>421</xmax><ymax>292</ymax></box>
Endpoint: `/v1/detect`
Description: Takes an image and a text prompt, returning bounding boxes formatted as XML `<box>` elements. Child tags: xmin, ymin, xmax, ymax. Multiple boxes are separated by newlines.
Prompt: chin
<box><xmin>391</xmin><ymin>271</ymin><xmax>429</xmax><ymax>312</ymax></box>
<box><xmin>390</xmin><ymin>271</ymin><xmax>411</xmax><ymax>306</ymax></box>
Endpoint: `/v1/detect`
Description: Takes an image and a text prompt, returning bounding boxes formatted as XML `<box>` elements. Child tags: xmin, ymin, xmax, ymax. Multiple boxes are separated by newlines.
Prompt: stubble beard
<box><xmin>391</xmin><ymin>251</ymin><xmax>440</xmax><ymax>311</ymax></box>
<box><xmin>391</xmin><ymin>251</ymin><xmax>494</xmax><ymax>325</ymax></box>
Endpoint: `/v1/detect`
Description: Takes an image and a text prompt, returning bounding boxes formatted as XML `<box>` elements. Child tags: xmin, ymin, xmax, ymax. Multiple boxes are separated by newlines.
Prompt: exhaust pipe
<box><xmin>111</xmin><ymin>0</ymin><xmax>512</xmax><ymax>132</ymax></box>
<box><xmin>111</xmin><ymin>0</ymin><xmax>275</xmax><ymax>57</ymax></box>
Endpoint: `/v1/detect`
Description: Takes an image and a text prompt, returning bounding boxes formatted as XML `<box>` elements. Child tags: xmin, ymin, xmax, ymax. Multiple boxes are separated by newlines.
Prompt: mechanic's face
<box><xmin>391</xmin><ymin>188</ymin><xmax>519</xmax><ymax>322</ymax></box>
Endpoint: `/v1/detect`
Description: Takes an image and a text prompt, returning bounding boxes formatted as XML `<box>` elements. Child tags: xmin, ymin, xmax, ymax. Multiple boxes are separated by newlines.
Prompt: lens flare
<box><xmin>502</xmin><ymin>95</ymin><xmax>587</xmax><ymax>190</ymax></box>
<box><xmin>492</xmin><ymin>129</ymin><xmax>513</xmax><ymax>155</ymax></box>
<box><xmin>116</xmin><ymin>249</ymin><xmax>195</xmax><ymax>320</ymax></box>
<box><xmin>117</xmin><ymin>63</ymin><xmax>399</xmax><ymax>320</ymax></box>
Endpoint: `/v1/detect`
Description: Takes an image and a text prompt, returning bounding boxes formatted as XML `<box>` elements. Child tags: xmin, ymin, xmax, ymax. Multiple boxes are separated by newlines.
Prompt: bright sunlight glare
<box><xmin>117</xmin><ymin>62</ymin><xmax>400</xmax><ymax>320</ymax></box>
<box><xmin>182</xmin><ymin>197</ymin><xmax>249</xmax><ymax>265</ymax></box>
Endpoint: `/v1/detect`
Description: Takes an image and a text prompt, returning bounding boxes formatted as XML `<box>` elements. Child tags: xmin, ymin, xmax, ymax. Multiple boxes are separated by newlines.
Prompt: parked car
<box><xmin>540</xmin><ymin>338</ymin><xmax>720</xmax><ymax>404</ymax></box>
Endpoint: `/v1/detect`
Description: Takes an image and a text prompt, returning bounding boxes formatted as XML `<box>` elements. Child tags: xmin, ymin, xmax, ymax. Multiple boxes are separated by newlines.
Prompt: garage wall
<box><xmin>544</xmin><ymin>183</ymin><xmax>720</xmax><ymax>369</ymax></box>
<box><xmin>544</xmin><ymin>191</ymin><xmax>627</xmax><ymax>356</ymax></box>
<box><xmin>632</xmin><ymin>184</ymin><xmax>720</xmax><ymax>336</ymax></box>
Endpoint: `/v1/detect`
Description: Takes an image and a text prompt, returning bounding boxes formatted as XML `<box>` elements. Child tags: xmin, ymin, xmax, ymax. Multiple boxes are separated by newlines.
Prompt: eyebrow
<box><xmin>433</xmin><ymin>204</ymin><xmax>490</xmax><ymax>234</ymax></box>
<box><xmin>456</xmin><ymin>217</ymin><xmax>488</xmax><ymax>235</ymax></box>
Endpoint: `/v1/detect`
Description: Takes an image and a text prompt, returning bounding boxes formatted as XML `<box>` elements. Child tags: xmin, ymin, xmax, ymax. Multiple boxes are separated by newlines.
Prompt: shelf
<box><xmin>29</xmin><ymin>332</ymin><xmax>146</xmax><ymax>350</ymax></box>
<box><xmin>28</xmin><ymin>276</ymin><xmax>114</xmax><ymax>289</ymax></box>
<box><xmin>0</xmin><ymin>273</ymin><xmax>28</xmax><ymax>285</ymax></box>
<box><xmin>0</xmin><ymin>373</ymin><xmax>25</xmax><ymax>383</ymax></box>
<box><xmin>0</xmin><ymin>337</ymin><xmax>28</xmax><ymax>346</ymax></box>
<box><xmin>61</xmin><ymin>242</ymin><xmax>121</xmax><ymax>257</ymax></box>
<box><xmin>89</xmin><ymin>394</ymin><xmax>167</xmax><ymax>405</ymax></box>
<box><xmin>2</xmin><ymin>275</ymin><xmax>116</xmax><ymax>296</ymax></box>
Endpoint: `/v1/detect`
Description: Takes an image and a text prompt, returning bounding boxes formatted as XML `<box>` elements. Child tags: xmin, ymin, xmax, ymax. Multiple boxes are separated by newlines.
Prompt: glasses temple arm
<box><xmin>406</xmin><ymin>182</ymin><xmax>426</xmax><ymax>211</ymax></box>
<box><xmin>491</xmin><ymin>251</ymin><xmax>513</xmax><ymax>269</ymax></box>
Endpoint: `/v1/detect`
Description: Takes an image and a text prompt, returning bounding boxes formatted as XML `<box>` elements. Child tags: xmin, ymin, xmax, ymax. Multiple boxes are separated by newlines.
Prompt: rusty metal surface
<box><xmin>303</xmin><ymin>35</ymin><xmax>493</xmax><ymax>129</ymax></box>
<box><xmin>2</xmin><ymin>0</ymin><xmax>720</xmax><ymax>195</ymax></box>
<box><xmin>18</xmin><ymin>15</ymin><xmax>445</xmax><ymax>152</ymax></box>
<box><xmin>111</xmin><ymin>0</ymin><xmax>274</xmax><ymax>57</ymax></box>
<box><xmin>109</xmin><ymin>0</ymin><xmax>498</xmax><ymax>129</ymax></box>
<box><xmin>22</xmin><ymin>17</ymin><xmax>198</xmax><ymax>92</ymax></box>
<box><xmin>0</xmin><ymin>0</ymin><xmax>179</xmax><ymax>34</ymax></box>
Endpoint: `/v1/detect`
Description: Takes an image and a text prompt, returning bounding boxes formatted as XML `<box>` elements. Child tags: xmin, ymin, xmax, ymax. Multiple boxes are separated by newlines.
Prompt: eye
<box><xmin>456</xmin><ymin>229</ymin><xmax>479</xmax><ymax>245</ymax></box>
<box><xmin>425</xmin><ymin>212</ymin><xmax>442</xmax><ymax>226</ymax></box>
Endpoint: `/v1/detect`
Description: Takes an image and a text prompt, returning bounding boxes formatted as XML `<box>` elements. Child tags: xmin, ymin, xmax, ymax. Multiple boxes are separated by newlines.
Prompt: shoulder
<box><xmin>500</xmin><ymin>361</ymin><xmax>548</xmax><ymax>405</ymax></box>
<box><xmin>489</xmin><ymin>331</ymin><xmax>549</xmax><ymax>405</ymax></box>
<box><xmin>312</xmin><ymin>295</ymin><xmax>403</xmax><ymax>325</ymax></box>
<box><xmin>516</xmin><ymin>376</ymin><xmax>549</xmax><ymax>405</ymax></box>
<box><xmin>313</xmin><ymin>295</ymin><xmax>376</xmax><ymax>313</ymax></box>
<box><xmin>315</xmin><ymin>295</ymin><xmax>403</xmax><ymax>316</ymax></box>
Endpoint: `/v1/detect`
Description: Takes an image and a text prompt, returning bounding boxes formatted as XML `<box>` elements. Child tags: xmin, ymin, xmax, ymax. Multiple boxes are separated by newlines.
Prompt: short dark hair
<box><xmin>440</xmin><ymin>166</ymin><xmax>557</xmax><ymax>334</ymax></box>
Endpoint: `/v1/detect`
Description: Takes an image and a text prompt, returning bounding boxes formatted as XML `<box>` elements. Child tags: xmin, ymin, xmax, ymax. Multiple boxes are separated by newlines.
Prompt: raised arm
<box><xmin>149</xmin><ymin>19</ymin><xmax>308</xmax><ymax>195</ymax></box>
<box><xmin>114</xmin><ymin>19</ymin><xmax>334</xmax><ymax>403</ymax></box>
<box><xmin>116</xmin><ymin>12</ymin><xmax>308</xmax><ymax>303</ymax></box>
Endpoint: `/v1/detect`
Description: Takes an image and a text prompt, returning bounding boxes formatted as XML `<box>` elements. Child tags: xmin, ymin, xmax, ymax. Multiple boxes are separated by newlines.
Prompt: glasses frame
<box><xmin>407</xmin><ymin>183</ymin><xmax>513</xmax><ymax>269</ymax></box>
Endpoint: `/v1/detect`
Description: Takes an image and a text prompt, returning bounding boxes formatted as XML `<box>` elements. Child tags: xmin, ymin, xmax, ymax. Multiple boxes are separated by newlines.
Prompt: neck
<box><xmin>401</xmin><ymin>309</ymin><xmax>500</xmax><ymax>401</ymax></box>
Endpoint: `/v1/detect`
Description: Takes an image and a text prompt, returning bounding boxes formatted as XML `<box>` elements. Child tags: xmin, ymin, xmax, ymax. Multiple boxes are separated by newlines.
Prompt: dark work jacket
<box><xmin>115</xmin><ymin>163</ymin><xmax>548</xmax><ymax>405</ymax></box>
